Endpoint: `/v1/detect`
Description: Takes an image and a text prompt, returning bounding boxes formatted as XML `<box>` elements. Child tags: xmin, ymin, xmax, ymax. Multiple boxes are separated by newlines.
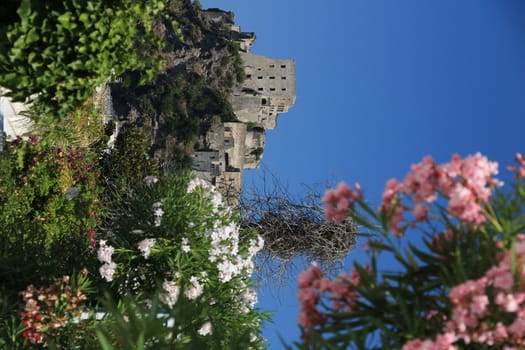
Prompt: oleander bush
<box><xmin>0</xmin><ymin>135</ymin><xmax>268</xmax><ymax>348</ymax></box>
<box><xmin>292</xmin><ymin>153</ymin><xmax>525</xmax><ymax>350</ymax></box>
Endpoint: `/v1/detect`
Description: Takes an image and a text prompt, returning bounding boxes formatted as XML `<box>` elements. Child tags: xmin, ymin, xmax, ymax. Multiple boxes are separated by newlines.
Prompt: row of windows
<box><xmin>257</xmin><ymin>87</ymin><xmax>287</xmax><ymax>92</ymax></box>
<box><xmin>246</xmin><ymin>74</ymin><xmax>287</xmax><ymax>80</ymax></box>
<box><xmin>257</xmin><ymin>64</ymin><xmax>287</xmax><ymax>69</ymax></box>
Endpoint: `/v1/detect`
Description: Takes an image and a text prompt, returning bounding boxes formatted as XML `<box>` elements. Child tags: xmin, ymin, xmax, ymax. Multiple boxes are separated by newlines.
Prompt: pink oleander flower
<box><xmin>402</xmin><ymin>333</ymin><xmax>457</xmax><ymax>350</ymax></box>
<box><xmin>440</xmin><ymin>241</ymin><xmax>525</xmax><ymax>347</ymax></box>
<box><xmin>379</xmin><ymin>153</ymin><xmax>502</xmax><ymax>234</ymax></box>
<box><xmin>441</xmin><ymin>153</ymin><xmax>501</xmax><ymax>225</ymax></box>
<box><xmin>412</xmin><ymin>203</ymin><xmax>428</xmax><ymax>222</ymax></box>
<box><xmin>379</xmin><ymin>178</ymin><xmax>407</xmax><ymax>236</ymax></box>
<box><xmin>322</xmin><ymin>182</ymin><xmax>362</xmax><ymax>224</ymax></box>
<box><xmin>403</xmin><ymin>155</ymin><xmax>439</xmax><ymax>203</ymax></box>
<box><xmin>507</xmin><ymin>152</ymin><xmax>525</xmax><ymax>179</ymax></box>
<box><xmin>448</xmin><ymin>184</ymin><xmax>485</xmax><ymax>225</ymax></box>
<box><xmin>380</xmin><ymin>178</ymin><xmax>402</xmax><ymax>210</ymax></box>
<box><xmin>297</xmin><ymin>263</ymin><xmax>363</xmax><ymax>330</ymax></box>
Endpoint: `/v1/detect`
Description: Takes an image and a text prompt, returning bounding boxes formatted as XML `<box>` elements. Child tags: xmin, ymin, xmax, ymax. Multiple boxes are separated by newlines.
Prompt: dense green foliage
<box><xmin>0</xmin><ymin>1</ymin><xmax>268</xmax><ymax>348</ymax></box>
<box><xmin>111</xmin><ymin>71</ymin><xmax>237</xmax><ymax>168</ymax></box>
<box><xmin>0</xmin><ymin>0</ymin><xmax>175</xmax><ymax>119</ymax></box>
<box><xmin>0</xmin><ymin>138</ymin><xmax>101</xmax><ymax>294</ymax></box>
<box><xmin>0</xmin><ymin>136</ymin><xmax>267</xmax><ymax>348</ymax></box>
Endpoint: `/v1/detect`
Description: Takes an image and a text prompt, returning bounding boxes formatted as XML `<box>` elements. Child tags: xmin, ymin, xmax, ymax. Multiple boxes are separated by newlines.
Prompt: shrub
<box><xmin>0</xmin><ymin>138</ymin><xmax>101</xmax><ymax>291</ymax></box>
<box><xmin>0</xmin><ymin>0</ymin><xmax>171</xmax><ymax>120</ymax></box>
<box><xmin>293</xmin><ymin>153</ymin><xmax>525</xmax><ymax>350</ymax></box>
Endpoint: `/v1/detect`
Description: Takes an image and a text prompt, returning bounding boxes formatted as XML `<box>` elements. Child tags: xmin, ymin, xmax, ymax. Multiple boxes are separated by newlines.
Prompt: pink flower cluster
<box><xmin>379</xmin><ymin>153</ymin><xmax>501</xmax><ymax>236</ymax></box>
<box><xmin>322</xmin><ymin>182</ymin><xmax>362</xmax><ymax>224</ymax></box>
<box><xmin>297</xmin><ymin>263</ymin><xmax>362</xmax><ymax>330</ymax></box>
<box><xmin>402</xmin><ymin>333</ymin><xmax>456</xmax><ymax>350</ymax></box>
<box><xmin>507</xmin><ymin>152</ymin><xmax>525</xmax><ymax>179</ymax></box>
<box><xmin>403</xmin><ymin>240</ymin><xmax>525</xmax><ymax>349</ymax></box>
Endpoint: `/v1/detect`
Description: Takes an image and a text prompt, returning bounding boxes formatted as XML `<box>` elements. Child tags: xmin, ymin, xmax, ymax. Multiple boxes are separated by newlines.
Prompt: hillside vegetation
<box><xmin>0</xmin><ymin>1</ymin><xmax>267</xmax><ymax>348</ymax></box>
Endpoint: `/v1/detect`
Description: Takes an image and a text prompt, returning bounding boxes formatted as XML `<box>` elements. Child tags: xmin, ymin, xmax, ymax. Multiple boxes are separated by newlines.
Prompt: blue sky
<box><xmin>201</xmin><ymin>1</ymin><xmax>525</xmax><ymax>347</ymax></box>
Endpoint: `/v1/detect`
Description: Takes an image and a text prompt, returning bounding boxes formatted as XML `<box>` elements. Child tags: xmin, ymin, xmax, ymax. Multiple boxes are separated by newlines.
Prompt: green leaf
<box><xmin>96</xmin><ymin>330</ymin><xmax>115</xmax><ymax>350</ymax></box>
<box><xmin>17</xmin><ymin>0</ymin><xmax>32</xmax><ymax>27</ymax></box>
<box><xmin>404</xmin><ymin>249</ymin><xmax>420</xmax><ymax>271</ymax></box>
<box><xmin>79</xmin><ymin>13</ymin><xmax>90</xmax><ymax>27</ymax></box>
<box><xmin>57</xmin><ymin>12</ymin><xmax>73</xmax><ymax>30</ymax></box>
<box><xmin>25</xmin><ymin>28</ymin><xmax>39</xmax><ymax>44</ymax></box>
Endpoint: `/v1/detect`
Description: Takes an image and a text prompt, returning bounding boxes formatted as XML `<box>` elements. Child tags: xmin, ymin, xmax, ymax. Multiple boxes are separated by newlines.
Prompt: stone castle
<box><xmin>0</xmin><ymin>24</ymin><xmax>296</xmax><ymax>205</ymax></box>
<box><xmin>192</xmin><ymin>25</ymin><xmax>296</xmax><ymax>206</ymax></box>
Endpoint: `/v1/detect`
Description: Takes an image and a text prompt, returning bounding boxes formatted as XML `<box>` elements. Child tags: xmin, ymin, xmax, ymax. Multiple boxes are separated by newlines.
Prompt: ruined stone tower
<box><xmin>193</xmin><ymin>25</ymin><xmax>296</xmax><ymax>206</ymax></box>
<box><xmin>230</xmin><ymin>53</ymin><xmax>296</xmax><ymax>130</ymax></box>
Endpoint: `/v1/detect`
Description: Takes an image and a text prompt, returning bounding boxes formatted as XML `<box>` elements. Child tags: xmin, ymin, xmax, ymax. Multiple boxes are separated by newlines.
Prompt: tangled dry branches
<box><xmin>240</xmin><ymin>174</ymin><xmax>358</xmax><ymax>266</ymax></box>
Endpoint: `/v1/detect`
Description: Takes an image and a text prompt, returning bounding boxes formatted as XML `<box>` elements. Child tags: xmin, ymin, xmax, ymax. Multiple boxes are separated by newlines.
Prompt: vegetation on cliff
<box><xmin>0</xmin><ymin>1</ymin><xmax>267</xmax><ymax>348</ymax></box>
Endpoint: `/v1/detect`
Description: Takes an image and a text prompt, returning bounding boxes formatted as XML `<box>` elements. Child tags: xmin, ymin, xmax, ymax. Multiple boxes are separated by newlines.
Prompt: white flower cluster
<box><xmin>184</xmin><ymin>275</ymin><xmax>204</xmax><ymax>300</ymax></box>
<box><xmin>187</xmin><ymin>178</ymin><xmax>265</xmax><ymax>284</ymax></box>
<box><xmin>138</xmin><ymin>238</ymin><xmax>156</xmax><ymax>259</ymax></box>
<box><xmin>153</xmin><ymin>201</ymin><xmax>164</xmax><ymax>227</ymax></box>
<box><xmin>98</xmin><ymin>240</ymin><xmax>117</xmax><ymax>282</ymax></box>
<box><xmin>159</xmin><ymin>280</ymin><xmax>180</xmax><ymax>308</ymax></box>
<box><xmin>198</xmin><ymin>321</ymin><xmax>213</xmax><ymax>336</ymax></box>
<box><xmin>238</xmin><ymin>287</ymin><xmax>258</xmax><ymax>314</ymax></box>
<box><xmin>248</xmin><ymin>235</ymin><xmax>265</xmax><ymax>257</ymax></box>
<box><xmin>187</xmin><ymin>178</ymin><xmax>213</xmax><ymax>193</ymax></box>
<box><xmin>144</xmin><ymin>175</ymin><xmax>158</xmax><ymax>186</ymax></box>
<box><xmin>208</xmin><ymin>221</ymin><xmax>265</xmax><ymax>284</ymax></box>
<box><xmin>187</xmin><ymin>178</ymin><xmax>225</xmax><ymax>214</ymax></box>
<box><xmin>184</xmin><ymin>178</ymin><xmax>266</xmax><ymax>318</ymax></box>
<box><xmin>181</xmin><ymin>237</ymin><xmax>191</xmax><ymax>253</ymax></box>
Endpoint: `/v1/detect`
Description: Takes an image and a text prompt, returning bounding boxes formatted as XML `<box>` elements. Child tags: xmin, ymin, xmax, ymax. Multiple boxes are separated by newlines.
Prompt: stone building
<box><xmin>230</xmin><ymin>53</ymin><xmax>296</xmax><ymax>130</ymax></box>
<box><xmin>193</xmin><ymin>25</ymin><xmax>296</xmax><ymax>206</ymax></box>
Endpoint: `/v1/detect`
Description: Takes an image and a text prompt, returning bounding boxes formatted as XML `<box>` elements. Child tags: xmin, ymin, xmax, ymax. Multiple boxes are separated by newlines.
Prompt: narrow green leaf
<box><xmin>96</xmin><ymin>330</ymin><xmax>115</xmax><ymax>350</ymax></box>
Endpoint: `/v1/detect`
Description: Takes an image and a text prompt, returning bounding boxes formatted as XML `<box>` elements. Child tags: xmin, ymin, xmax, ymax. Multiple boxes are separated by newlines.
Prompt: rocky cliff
<box><xmin>108</xmin><ymin>1</ymin><xmax>246</xmax><ymax>169</ymax></box>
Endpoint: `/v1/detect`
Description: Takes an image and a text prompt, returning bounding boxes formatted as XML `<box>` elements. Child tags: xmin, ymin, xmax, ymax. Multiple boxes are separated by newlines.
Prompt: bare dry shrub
<box><xmin>238</xmin><ymin>172</ymin><xmax>358</xmax><ymax>286</ymax></box>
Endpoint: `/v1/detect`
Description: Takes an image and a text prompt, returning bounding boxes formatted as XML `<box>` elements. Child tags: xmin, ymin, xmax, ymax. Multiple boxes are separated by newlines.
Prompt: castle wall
<box><xmin>229</xmin><ymin>52</ymin><xmax>296</xmax><ymax>130</ymax></box>
<box><xmin>223</xmin><ymin>122</ymin><xmax>247</xmax><ymax>170</ymax></box>
<box><xmin>192</xmin><ymin>29</ymin><xmax>296</xmax><ymax>207</ymax></box>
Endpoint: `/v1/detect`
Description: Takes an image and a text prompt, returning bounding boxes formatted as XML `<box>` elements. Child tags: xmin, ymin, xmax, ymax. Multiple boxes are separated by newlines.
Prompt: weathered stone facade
<box><xmin>193</xmin><ymin>26</ymin><xmax>296</xmax><ymax>206</ymax></box>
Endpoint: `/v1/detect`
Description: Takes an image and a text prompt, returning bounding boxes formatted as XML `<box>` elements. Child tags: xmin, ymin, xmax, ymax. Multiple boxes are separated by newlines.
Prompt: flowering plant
<box><xmin>294</xmin><ymin>153</ymin><xmax>525</xmax><ymax>349</ymax></box>
<box><xmin>0</xmin><ymin>138</ymin><xmax>101</xmax><ymax>294</ymax></box>
<box><xmin>0</xmin><ymin>134</ymin><xmax>268</xmax><ymax>348</ymax></box>
<box><xmin>91</xmin><ymin>174</ymin><xmax>267</xmax><ymax>348</ymax></box>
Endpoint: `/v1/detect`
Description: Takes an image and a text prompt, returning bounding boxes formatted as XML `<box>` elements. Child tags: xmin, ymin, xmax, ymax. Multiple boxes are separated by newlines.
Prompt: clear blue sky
<box><xmin>201</xmin><ymin>1</ymin><xmax>525</xmax><ymax>348</ymax></box>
